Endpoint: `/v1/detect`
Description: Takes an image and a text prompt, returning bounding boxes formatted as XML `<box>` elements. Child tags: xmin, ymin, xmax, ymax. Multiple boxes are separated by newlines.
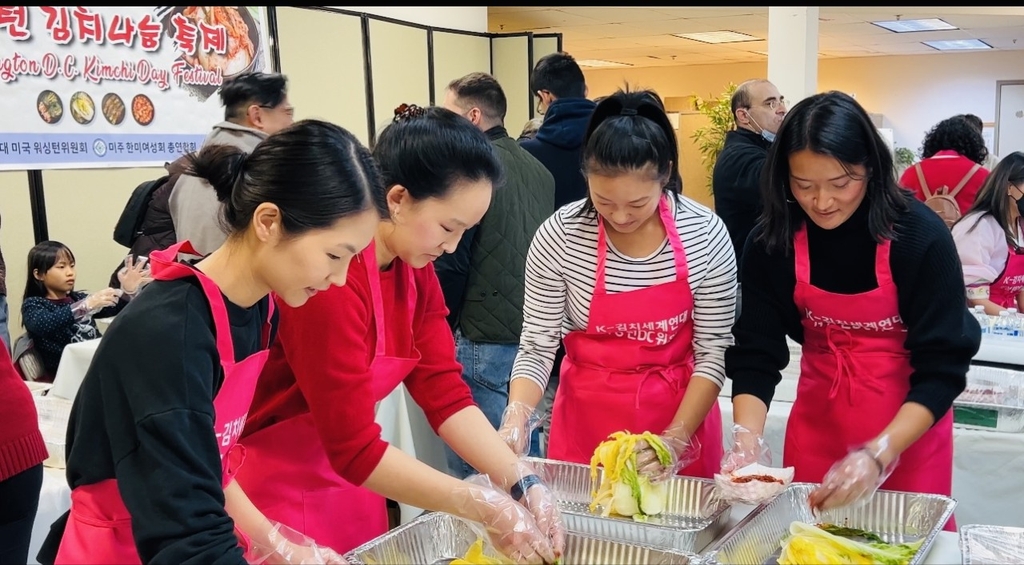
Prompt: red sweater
<box><xmin>243</xmin><ymin>255</ymin><xmax>474</xmax><ymax>485</ymax></box>
<box><xmin>899</xmin><ymin>150</ymin><xmax>989</xmax><ymax>215</ymax></box>
<box><xmin>0</xmin><ymin>344</ymin><xmax>48</xmax><ymax>481</ymax></box>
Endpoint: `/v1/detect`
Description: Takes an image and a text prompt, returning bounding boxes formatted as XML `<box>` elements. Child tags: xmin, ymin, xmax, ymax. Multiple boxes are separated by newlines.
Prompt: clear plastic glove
<box><xmin>454</xmin><ymin>473</ymin><xmax>556</xmax><ymax>564</ymax></box>
<box><xmin>117</xmin><ymin>255</ymin><xmax>152</xmax><ymax>295</ymax></box>
<box><xmin>246</xmin><ymin>521</ymin><xmax>349</xmax><ymax>565</ymax></box>
<box><xmin>635</xmin><ymin>423</ymin><xmax>701</xmax><ymax>482</ymax></box>
<box><xmin>809</xmin><ymin>437</ymin><xmax>898</xmax><ymax>514</ymax></box>
<box><xmin>497</xmin><ymin>401</ymin><xmax>542</xmax><ymax>457</ymax></box>
<box><xmin>75</xmin><ymin>288</ymin><xmax>122</xmax><ymax>319</ymax></box>
<box><xmin>503</xmin><ymin>460</ymin><xmax>566</xmax><ymax>560</ymax></box>
<box><xmin>720</xmin><ymin>424</ymin><xmax>773</xmax><ymax>474</ymax></box>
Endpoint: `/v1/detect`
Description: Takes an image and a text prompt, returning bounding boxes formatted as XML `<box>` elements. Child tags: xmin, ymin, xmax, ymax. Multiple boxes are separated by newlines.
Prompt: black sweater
<box><xmin>38</xmin><ymin>277</ymin><xmax>276</xmax><ymax>565</ymax></box>
<box><xmin>726</xmin><ymin>198</ymin><xmax>980</xmax><ymax>421</ymax></box>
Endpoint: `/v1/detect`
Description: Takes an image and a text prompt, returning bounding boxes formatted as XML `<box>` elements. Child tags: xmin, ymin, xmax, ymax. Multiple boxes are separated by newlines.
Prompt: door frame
<box><xmin>994</xmin><ymin>79</ymin><xmax>1024</xmax><ymax>157</ymax></box>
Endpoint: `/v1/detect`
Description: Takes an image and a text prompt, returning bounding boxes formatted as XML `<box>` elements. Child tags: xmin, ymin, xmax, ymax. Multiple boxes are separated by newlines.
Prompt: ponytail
<box><xmin>185</xmin><ymin>144</ymin><xmax>248</xmax><ymax>204</ymax></box>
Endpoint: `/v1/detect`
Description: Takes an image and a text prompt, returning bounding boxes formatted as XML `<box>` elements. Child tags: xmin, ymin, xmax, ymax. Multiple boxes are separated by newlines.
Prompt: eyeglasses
<box><xmin>764</xmin><ymin>98</ymin><xmax>787</xmax><ymax>111</ymax></box>
<box><xmin>260</xmin><ymin>104</ymin><xmax>295</xmax><ymax>117</ymax></box>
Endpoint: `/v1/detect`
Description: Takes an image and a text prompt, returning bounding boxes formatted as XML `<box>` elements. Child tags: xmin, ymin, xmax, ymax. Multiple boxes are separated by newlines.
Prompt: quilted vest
<box><xmin>458</xmin><ymin>133</ymin><xmax>555</xmax><ymax>343</ymax></box>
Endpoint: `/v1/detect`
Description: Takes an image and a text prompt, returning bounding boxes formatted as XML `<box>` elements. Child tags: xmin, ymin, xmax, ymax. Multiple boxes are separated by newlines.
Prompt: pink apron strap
<box><xmin>595</xmin><ymin>195</ymin><xmax>689</xmax><ymax>294</ymax></box>
<box><xmin>794</xmin><ymin>225</ymin><xmax>811</xmax><ymax>284</ymax></box>
<box><xmin>362</xmin><ymin>242</ymin><xmax>389</xmax><ymax>359</ymax></box>
<box><xmin>148</xmin><ymin>241</ymin><xmax>235</xmax><ymax>364</ymax></box>
<box><xmin>874</xmin><ymin>239</ymin><xmax>894</xmax><ymax>286</ymax></box>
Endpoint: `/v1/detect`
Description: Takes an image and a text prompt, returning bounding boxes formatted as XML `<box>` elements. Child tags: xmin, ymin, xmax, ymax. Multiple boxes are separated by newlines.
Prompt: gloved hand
<box><xmin>72</xmin><ymin>288</ymin><xmax>122</xmax><ymax>320</ymax></box>
<box><xmin>808</xmin><ymin>438</ymin><xmax>898</xmax><ymax>513</ymax></box>
<box><xmin>497</xmin><ymin>402</ymin><xmax>542</xmax><ymax>457</ymax></box>
<box><xmin>117</xmin><ymin>255</ymin><xmax>152</xmax><ymax>295</ymax></box>
<box><xmin>503</xmin><ymin>460</ymin><xmax>566</xmax><ymax>560</ymax></box>
<box><xmin>635</xmin><ymin>423</ymin><xmax>701</xmax><ymax>482</ymax></box>
<box><xmin>454</xmin><ymin>473</ymin><xmax>556</xmax><ymax>564</ymax></box>
<box><xmin>720</xmin><ymin>424</ymin><xmax>772</xmax><ymax>474</ymax></box>
<box><xmin>246</xmin><ymin>521</ymin><xmax>349</xmax><ymax>564</ymax></box>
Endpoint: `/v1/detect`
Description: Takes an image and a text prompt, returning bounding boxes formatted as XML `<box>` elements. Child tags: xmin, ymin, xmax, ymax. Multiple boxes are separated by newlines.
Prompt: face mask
<box><xmin>1016</xmin><ymin>196</ymin><xmax>1024</xmax><ymax>217</ymax></box>
<box><xmin>747</xmin><ymin>112</ymin><xmax>775</xmax><ymax>143</ymax></box>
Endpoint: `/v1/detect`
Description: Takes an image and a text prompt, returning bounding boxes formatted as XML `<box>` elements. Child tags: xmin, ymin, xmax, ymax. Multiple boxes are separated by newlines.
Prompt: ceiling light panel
<box><xmin>923</xmin><ymin>38</ymin><xmax>993</xmax><ymax>50</ymax></box>
<box><xmin>672</xmin><ymin>30</ymin><xmax>761</xmax><ymax>44</ymax></box>
<box><xmin>871</xmin><ymin>18</ymin><xmax>958</xmax><ymax>33</ymax></box>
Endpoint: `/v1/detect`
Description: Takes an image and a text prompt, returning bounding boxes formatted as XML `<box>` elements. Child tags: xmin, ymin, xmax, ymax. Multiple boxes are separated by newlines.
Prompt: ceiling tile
<box><xmin>821</xmin><ymin>21</ymin><xmax>902</xmax><ymax>37</ymax></box>
<box><xmin>940</xmin><ymin>15</ymin><xmax>1024</xmax><ymax>29</ymax></box>
<box><xmin>863</xmin><ymin>42</ymin><xmax>940</xmax><ymax>54</ymax></box>
<box><xmin>554</xmin><ymin>7</ymin><xmax>683</xmax><ymax>24</ymax></box>
<box><xmin>553</xmin><ymin>23</ymin><xmax>655</xmax><ymax>39</ymax></box>
<box><xmin>980</xmin><ymin>37</ymin><xmax>1024</xmax><ymax>49</ymax></box>
<box><xmin>567</xmin><ymin>37</ymin><xmax>650</xmax><ymax>51</ymax></box>
<box><xmin>683</xmin><ymin>14</ymin><xmax>769</xmax><ymax>35</ymax></box>
<box><xmin>655</xmin><ymin>8</ymin><xmax>766</xmax><ymax>19</ymax></box>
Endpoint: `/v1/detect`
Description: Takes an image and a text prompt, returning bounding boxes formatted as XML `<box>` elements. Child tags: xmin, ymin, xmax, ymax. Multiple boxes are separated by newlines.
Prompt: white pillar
<box><xmin>767</xmin><ymin>7</ymin><xmax>819</xmax><ymax>105</ymax></box>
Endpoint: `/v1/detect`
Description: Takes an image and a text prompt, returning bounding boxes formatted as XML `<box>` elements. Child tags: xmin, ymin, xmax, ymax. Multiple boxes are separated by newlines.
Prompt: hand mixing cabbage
<box><xmin>589</xmin><ymin>432</ymin><xmax>671</xmax><ymax>521</ymax></box>
<box><xmin>778</xmin><ymin>521</ymin><xmax>923</xmax><ymax>565</ymax></box>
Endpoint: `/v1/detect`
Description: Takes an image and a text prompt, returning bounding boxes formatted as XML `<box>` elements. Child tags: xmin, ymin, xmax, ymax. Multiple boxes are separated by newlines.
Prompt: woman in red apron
<box><xmin>500</xmin><ymin>89</ymin><xmax>736</xmax><ymax>481</ymax></box>
<box><xmin>37</xmin><ymin>120</ymin><xmax>384</xmax><ymax>565</ymax></box>
<box><xmin>952</xmin><ymin>152</ymin><xmax>1024</xmax><ymax>314</ymax></box>
<box><xmin>724</xmin><ymin>92</ymin><xmax>980</xmax><ymax>531</ymax></box>
<box><xmin>235</xmin><ymin>105</ymin><xmax>564</xmax><ymax>563</ymax></box>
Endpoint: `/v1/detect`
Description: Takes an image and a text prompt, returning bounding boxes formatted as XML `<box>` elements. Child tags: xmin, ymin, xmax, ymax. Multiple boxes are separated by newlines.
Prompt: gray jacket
<box><xmin>168</xmin><ymin>122</ymin><xmax>267</xmax><ymax>256</ymax></box>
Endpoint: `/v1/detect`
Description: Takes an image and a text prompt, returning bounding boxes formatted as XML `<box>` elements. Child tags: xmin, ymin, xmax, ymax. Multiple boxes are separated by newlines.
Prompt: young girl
<box><xmin>38</xmin><ymin>120</ymin><xmax>385</xmax><ymax>565</ymax></box>
<box><xmin>501</xmin><ymin>88</ymin><xmax>737</xmax><ymax>481</ymax></box>
<box><xmin>22</xmin><ymin>243</ymin><xmax>150</xmax><ymax>377</ymax></box>
<box><xmin>235</xmin><ymin>105</ymin><xmax>564</xmax><ymax>563</ymax></box>
<box><xmin>952</xmin><ymin>152</ymin><xmax>1024</xmax><ymax>314</ymax></box>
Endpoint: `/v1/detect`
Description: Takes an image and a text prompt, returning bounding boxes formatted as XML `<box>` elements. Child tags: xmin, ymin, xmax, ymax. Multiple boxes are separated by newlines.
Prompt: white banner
<box><xmin>0</xmin><ymin>6</ymin><xmax>272</xmax><ymax>170</ymax></box>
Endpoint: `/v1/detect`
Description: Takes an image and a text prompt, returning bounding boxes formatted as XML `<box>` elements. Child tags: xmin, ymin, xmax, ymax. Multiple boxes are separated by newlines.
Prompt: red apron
<box><xmin>54</xmin><ymin>241</ymin><xmax>275</xmax><ymax>564</ymax></box>
<box><xmin>989</xmin><ymin>242</ymin><xmax>1024</xmax><ymax>310</ymax></box>
<box><xmin>784</xmin><ymin>226</ymin><xmax>956</xmax><ymax>531</ymax></box>
<box><xmin>547</xmin><ymin>197</ymin><xmax>724</xmax><ymax>479</ymax></box>
<box><xmin>234</xmin><ymin>241</ymin><xmax>420</xmax><ymax>554</ymax></box>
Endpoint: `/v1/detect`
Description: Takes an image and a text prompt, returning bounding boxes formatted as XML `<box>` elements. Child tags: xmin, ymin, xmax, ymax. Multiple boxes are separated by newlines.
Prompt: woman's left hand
<box><xmin>635</xmin><ymin>424</ymin><xmax>700</xmax><ymax>482</ymax></box>
<box><xmin>521</xmin><ymin>482</ymin><xmax>566</xmax><ymax>560</ymax></box>
<box><xmin>117</xmin><ymin>256</ymin><xmax>153</xmax><ymax>295</ymax></box>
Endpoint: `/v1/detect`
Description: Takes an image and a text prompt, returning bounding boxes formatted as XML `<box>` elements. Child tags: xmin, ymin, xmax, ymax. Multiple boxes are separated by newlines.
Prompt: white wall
<box><xmin>334</xmin><ymin>7</ymin><xmax>488</xmax><ymax>33</ymax></box>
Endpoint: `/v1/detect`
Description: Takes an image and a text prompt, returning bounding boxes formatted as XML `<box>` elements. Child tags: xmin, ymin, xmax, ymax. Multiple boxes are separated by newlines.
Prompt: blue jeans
<box><xmin>445</xmin><ymin>330</ymin><xmax>540</xmax><ymax>479</ymax></box>
<box><xmin>0</xmin><ymin>295</ymin><xmax>9</xmax><ymax>354</ymax></box>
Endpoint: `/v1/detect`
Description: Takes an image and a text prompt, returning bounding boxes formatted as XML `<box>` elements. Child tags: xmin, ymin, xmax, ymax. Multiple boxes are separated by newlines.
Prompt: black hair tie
<box><xmin>620</xmin><ymin>107</ymin><xmax>638</xmax><ymax>116</ymax></box>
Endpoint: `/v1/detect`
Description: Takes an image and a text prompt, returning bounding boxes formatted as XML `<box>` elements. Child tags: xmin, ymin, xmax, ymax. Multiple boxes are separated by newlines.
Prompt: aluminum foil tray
<box><xmin>524</xmin><ymin>457</ymin><xmax>732</xmax><ymax>553</ymax></box>
<box><xmin>702</xmin><ymin>483</ymin><xmax>955</xmax><ymax>565</ymax></box>
<box><xmin>344</xmin><ymin>511</ymin><xmax>698</xmax><ymax>564</ymax></box>
<box><xmin>960</xmin><ymin>524</ymin><xmax>1024</xmax><ymax>564</ymax></box>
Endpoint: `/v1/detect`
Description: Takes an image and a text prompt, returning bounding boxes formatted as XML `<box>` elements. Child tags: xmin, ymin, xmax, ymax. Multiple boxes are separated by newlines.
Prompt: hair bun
<box><xmin>393</xmin><ymin>103</ymin><xmax>427</xmax><ymax>123</ymax></box>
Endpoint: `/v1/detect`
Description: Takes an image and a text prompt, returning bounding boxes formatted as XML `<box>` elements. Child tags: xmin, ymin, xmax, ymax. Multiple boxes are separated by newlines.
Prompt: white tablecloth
<box><xmin>717</xmin><ymin>396</ymin><xmax>1024</xmax><ymax>528</ymax></box>
<box><xmin>49</xmin><ymin>339</ymin><xmax>101</xmax><ymax>401</ymax></box>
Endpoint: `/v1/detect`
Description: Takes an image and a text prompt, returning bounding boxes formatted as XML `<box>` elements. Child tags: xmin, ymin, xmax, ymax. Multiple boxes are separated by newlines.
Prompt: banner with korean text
<box><xmin>0</xmin><ymin>6</ymin><xmax>271</xmax><ymax>170</ymax></box>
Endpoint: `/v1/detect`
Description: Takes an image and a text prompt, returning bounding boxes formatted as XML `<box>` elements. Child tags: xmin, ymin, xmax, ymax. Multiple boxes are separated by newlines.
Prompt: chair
<box><xmin>12</xmin><ymin>333</ymin><xmax>52</xmax><ymax>383</ymax></box>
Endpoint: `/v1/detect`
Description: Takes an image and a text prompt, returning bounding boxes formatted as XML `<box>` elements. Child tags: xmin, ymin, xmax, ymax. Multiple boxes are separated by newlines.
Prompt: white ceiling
<box><xmin>487</xmin><ymin>7</ymin><xmax>1024</xmax><ymax>68</ymax></box>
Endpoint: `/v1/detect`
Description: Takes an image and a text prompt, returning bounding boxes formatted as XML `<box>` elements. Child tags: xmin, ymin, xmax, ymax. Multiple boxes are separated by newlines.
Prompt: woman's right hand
<box><xmin>720</xmin><ymin>424</ymin><xmax>772</xmax><ymax>474</ymax></box>
<box><xmin>85</xmin><ymin>288</ymin><xmax>122</xmax><ymax>312</ymax></box>
<box><xmin>456</xmin><ymin>475</ymin><xmax>556</xmax><ymax>564</ymax></box>
<box><xmin>497</xmin><ymin>402</ymin><xmax>539</xmax><ymax>456</ymax></box>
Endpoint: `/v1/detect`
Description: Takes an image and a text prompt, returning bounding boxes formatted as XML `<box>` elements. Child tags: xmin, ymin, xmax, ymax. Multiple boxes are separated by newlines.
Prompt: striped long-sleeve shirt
<box><xmin>511</xmin><ymin>195</ymin><xmax>738</xmax><ymax>391</ymax></box>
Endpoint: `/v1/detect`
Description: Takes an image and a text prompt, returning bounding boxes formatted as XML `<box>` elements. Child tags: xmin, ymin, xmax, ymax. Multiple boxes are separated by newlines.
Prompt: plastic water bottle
<box><xmin>973</xmin><ymin>305</ymin><xmax>991</xmax><ymax>336</ymax></box>
<box><xmin>1008</xmin><ymin>309</ymin><xmax>1022</xmax><ymax>338</ymax></box>
<box><xmin>993</xmin><ymin>310</ymin><xmax>1013</xmax><ymax>339</ymax></box>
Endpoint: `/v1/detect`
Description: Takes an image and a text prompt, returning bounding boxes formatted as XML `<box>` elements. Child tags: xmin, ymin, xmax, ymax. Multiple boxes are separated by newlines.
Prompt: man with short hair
<box><xmin>520</xmin><ymin>52</ymin><xmax>596</xmax><ymax>211</ymax></box>
<box><xmin>713</xmin><ymin>79</ymin><xmax>787</xmax><ymax>263</ymax></box>
<box><xmin>169</xmin><ymin>72</ymin><xmax>294</xmax><ymax>256</ymax></box>
<box><xmin>517</xmin><ymin>52</ymin><xmax>597</xmax><ymax>456</ymax></box>
<box><xmin>438</xmin><ymin>72</ymin><xmax>555</xmax><ymax>478</ymax></box>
